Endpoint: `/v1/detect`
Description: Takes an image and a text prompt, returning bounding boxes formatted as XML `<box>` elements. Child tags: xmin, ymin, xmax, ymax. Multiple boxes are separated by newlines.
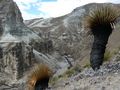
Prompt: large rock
<box><xmin>0</xmin><ymin>0</ymin><xmax>60</xmax><ymax>87</ymax></box>
<box><xmin>0</xmin><ymin>0</ymin><xmax>41</xmax><ymax>43</ymax></box>
<box><xmin>0</xmin><ymin>0</ymin><xmax>39</xmax><ymax>84</ymax></box>
<box><xmin>0</xmin><ymin>41</ymin><xmax>35</xmax><ymax>84</ymax></box>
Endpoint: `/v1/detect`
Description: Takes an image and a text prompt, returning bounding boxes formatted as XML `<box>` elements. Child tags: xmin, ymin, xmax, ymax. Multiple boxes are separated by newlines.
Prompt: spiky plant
<box><xmin>85</xmin><ymin>6</ymin><xmax>120</xmax><ymax>70</ymax></box>
<box><xmin>27</xmin><ymin>64</ymin><xmax>53</xmax><ymax>90</ymax></box>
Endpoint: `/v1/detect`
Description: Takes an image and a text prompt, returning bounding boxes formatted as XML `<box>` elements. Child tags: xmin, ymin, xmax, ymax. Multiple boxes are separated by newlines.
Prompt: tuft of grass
<box><xmin>27</xmin><ymin>64</ymin><xmax>53</xmax><ymax>89</ymax></box>
<box><xmin>64</xmin><ymin>68</ymin><xmax>76</xmax><ymax>77</ymax></box>
<box><xmin>104</xmin><ymin>50</ymin><xmax>112</xmax><ymax>61</ymax></box>
<box><xmin>63</xmin><ymin>65</ymin><xmax>81</xmax><ymax>78</ymax></box>
<box><xmin>83</xmin><ymin>63</ymin><xmax>91</xmax><ymax>68</ymax></box>
<box><xmin>49</xmin><ymin>76</ymin><xmax>59</xmax><ymax>85</ymax></box>
<box><xmin>50</xmin><ymin>65</ymin><xmax>81</xmax><ymax>85</ymax></box>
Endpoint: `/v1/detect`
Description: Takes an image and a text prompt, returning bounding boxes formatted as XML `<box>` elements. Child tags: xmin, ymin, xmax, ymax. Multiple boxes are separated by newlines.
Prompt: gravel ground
<box><xmin>52</xmin><ymin>58</ymin><xmax>120</xmax><ymax>90</ymax></box>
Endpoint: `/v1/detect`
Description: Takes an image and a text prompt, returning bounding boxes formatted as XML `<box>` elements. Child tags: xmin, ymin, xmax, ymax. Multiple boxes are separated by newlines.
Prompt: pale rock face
<box><xmin>0</xmin><ymin>0</ymin><xmax>60</xmax><ymax>87</ymax></box>
<box><xmin>0</xmin><ymin>0</ymin><xmax>38</xmax><ymax>84</ymax></box>
<box><xmin>0</xmin><ymin>42</ymin><xmax>35</xmax><ymax>84</ymax></box>
<box><xmin>0</xmin><ymin>0</ymin><xmax>41</xmax><ymax>43</ymax></box>
<box><xmin>0</xmin><ymin>0</ymin><xmax>35</xmax><ymax>86</ymax></box>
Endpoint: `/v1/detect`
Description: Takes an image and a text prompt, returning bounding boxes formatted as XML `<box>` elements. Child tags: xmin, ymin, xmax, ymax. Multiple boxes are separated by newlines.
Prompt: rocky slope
<box><xmin>0</xmin><ymin>0</ymin><xmax>120</xmax><ymax>90</ymax></box>
<box><xmin>25</xmin><ymin>3</ymin><xmax>120</xmax><ymax>67</ymax></box>
<box><xmin>0</xmin><ymin>0</ymin><xmax>42</xmax><ymax>43</ymax></box>
<box><xmin>25</xmin><ymin>3</ymin><xmax>120</xmax><ymax>90</ymax></box>
<box><xmin>0</xmin><ymin>0</ymin><xmax>36</xmax><ymax>85</ymax></box>
<box><xmin>0</xmin><ymin>0</ymin><xmax>61</xmax><ymax>88</ymax></box>
<box><xmin>52</xmin><ymin>52</ymin><xmax>120</xmax><ymax>90</ymax></box>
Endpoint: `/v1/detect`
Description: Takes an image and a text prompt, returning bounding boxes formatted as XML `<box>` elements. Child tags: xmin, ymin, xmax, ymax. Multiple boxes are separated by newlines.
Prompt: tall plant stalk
<box><xmin>85</xmin><ymin>6</ymin><xmax>120</xmax><ymax>70</ymax></box>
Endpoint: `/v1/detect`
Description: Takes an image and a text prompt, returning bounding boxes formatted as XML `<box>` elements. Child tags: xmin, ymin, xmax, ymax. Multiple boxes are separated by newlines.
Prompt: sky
<box><xmin>13</xmin><ymin>0</ymin><xmax>120</xmax><ymax>20</ymax></box>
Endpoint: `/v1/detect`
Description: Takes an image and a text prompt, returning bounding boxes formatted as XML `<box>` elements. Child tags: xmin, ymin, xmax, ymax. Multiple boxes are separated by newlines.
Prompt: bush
<box><xmin>49</xmin><ymin>76</ymin><xmax>59</xmax><ymax>85</ymax></box>
<box><xmin>104</xmin><ymin>50</ymin><xmax>112</xmax><ymax>61</ymax></box>
<box><xmin>83</xmin><ymin>63</ymin><xmax>91</xmax><ymax>68</ymax></box>
<box><xmin>63</xmin><ymin>65</ymin><xmax>81</xmax><ymax>77</ymax></box>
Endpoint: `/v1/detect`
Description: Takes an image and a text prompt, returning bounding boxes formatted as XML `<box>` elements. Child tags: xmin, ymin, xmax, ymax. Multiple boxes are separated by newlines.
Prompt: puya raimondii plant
<box><xmin>85</xmin><ymin>6</ymin><xmax>120</xmax><ymax>70</ymax></box>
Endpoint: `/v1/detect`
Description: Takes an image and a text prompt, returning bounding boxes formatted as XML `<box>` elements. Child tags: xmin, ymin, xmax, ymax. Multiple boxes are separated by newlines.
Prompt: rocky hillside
<box><xmin>25</xmin><ymin>3</ymin><xmax>120</xmax><ymax>67</ymax></box>
<box><xmin>0</xmin><ymin>0</ymin><xmax>61</xmax><ymax>88</ymax></box>
<box><xmin>51</xmin><ymin>52</ymin><xmax>120</xmax><ymax>90</ymax></box>
<box><xmin>24</xmin><ymin>3</ymin><xmax>120</xmax><ymax>90</ymax></box>
<box><xmin>0</xmin><ymin>0</ymin><xmax>120</xmax><ymax>90</ymax></box>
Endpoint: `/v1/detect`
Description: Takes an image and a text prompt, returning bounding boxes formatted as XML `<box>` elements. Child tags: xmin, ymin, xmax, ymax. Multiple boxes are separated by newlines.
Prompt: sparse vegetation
<box><xmin>64</xmin><ymin>68</ymin><xmax>76</xmax><ymax>77</ymax></box>
<box><xmin>50</xmin><ymin>65</ymin><xmax>81</xmax><ymax>86</ymax></box>
<box><xmin>83</xmin><ymin>62</ymin><xmax>91</xmax><ymax>68</ymax></box>
<box><xmin>61</xmin><ymin>65</ymin><xmax>81</xmax><ymax>78</ymax></box>
<box><xmin>104</xmin><ymin>50</ymin><xmax>112</xmax><ymax>61</ymax></box>
<box><xmin>49</xmin><ymin>76</ymin><xmax>59</xmax><ymax>86</ymax></box>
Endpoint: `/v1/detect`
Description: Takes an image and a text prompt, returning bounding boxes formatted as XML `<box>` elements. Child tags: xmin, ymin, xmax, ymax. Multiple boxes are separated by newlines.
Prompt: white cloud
<box><xmin>13</xmin><ymin>0</ymin><xmax>39</xmax><ymax>11</ymax></box>
<box><xmin>108</xmin><ymin>0</ymin><xmax>120</xmax><ymax>3</ymax></box>
<box><xmin>13</xmin><ymin>0</ymin><xmax>120</xmax><ymax>20</ymax></box>
<box><xmin>39</xmin><ymin>0</ymin><xmax>109</xmax><ymax>18</ymax></box>
<box><xmin>21</xmin><ymin>10</ymin><xmax>44</xmax><ymax>20</ymax></box>
<box><xmin>13</xmin><ymin>0</ymin><xmax>44</xmax><ymax>20</ymax></box>
<box><xmin>14</xmin><ymin>0</ymin><xmax>39</xmax><ymax>5</ymax></box>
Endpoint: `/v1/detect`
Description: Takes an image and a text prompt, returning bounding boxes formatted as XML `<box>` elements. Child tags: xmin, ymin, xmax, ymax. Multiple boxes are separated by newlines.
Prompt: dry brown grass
<box><xmin>85</xmin><ymin>6</ymin><xmax>120</xmax><ymax>30</ymax></box>
<box><xmin>26</xmin><ymin>64</ymin><xmax>53</xmax><ymax>90</ymax></box>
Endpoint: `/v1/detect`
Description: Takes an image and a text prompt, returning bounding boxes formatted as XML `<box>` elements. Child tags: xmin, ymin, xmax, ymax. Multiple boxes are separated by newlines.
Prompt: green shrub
<box><xmin>64</xmin><ymin>68</ymin><xmax>75</xmax><ymax>77</ymax></box>
<box><xmin>49</xmin><ymin>76</ymin><xmax>59</xmax><ymax>85</ymax></box>
<box><xmin>63</xmin><ymin>65</ymin><xmax>81</xmax><ymax>77</ymax></box>
<box><xmin>104</xmin><ymin>50</ymin><xmax>112</xmax><ymax>61</ymax></box>
<box><xmin>50</xmin><ymin>65</ymin><xmax>81</xmax><ymax>85</ymax></box>
<box><xmin>83</xmin><ymin>63</ymin><xmax>91</xmax><ymax>68</ymax></box>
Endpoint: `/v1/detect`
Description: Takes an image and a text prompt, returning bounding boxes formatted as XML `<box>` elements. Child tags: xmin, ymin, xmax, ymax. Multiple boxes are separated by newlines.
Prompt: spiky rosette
<box><xmin>27</xmin><ymin>64</ymin><xmax>53</xmax><ymax>90</ymax></box>
<box><xmin>85</xmin><ymin>6</ymin><xmax>120</xmax><ymax>33</ymax></box>
<box><xmin>85</xmin><ymin>5</ymin><xmax>120</xmax><ymax>70</ymax></box>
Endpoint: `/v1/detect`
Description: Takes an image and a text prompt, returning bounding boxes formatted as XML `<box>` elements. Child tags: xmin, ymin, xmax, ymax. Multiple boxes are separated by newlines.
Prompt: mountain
<box><xmin>0</xmin><ymin>0</ymin><xmax>60</xmax><ymax>88</ymax></box>
<box><xmin>0</xmin><ymin>0</ymin><xmax>44</xmax><ymax>43</ymax></box>
<box><xmin>25</xmin><ymin>3</ymin><xmax>120</xmax><ymax>67</ymax></box>
<box><xmin>0</xmin><ymin>0</ymin><xmax>120</xmax><ymax>89</ymax></box>
<box><xmin>24</xmin><ymin>3</ymin><xmax>120</xmax><ymax>90</ymax></box>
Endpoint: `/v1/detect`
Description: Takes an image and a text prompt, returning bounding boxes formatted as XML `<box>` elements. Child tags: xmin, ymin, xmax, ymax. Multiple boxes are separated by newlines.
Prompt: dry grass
<box><xmin>85</xmin><ymin>6</ymin><xmax>120</xmax><ymax>30</ymax></box>
<box><xmin>26</xmin><ymin>64</ymin><xmax>53</xmax><ymax>90</ymax></box>
<box><xmin>104</xmin><ymin>50</ymin><xmax>112</xmax><ymax>61</ymax></box>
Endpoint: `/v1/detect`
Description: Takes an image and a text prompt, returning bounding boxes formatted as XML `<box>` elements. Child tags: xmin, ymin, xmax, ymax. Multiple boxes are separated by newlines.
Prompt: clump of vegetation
<box><xmin>49</xmin><ymin>76</ymin><xmax>60</xmax><ymax>86</ymax></box>
<box><xmin>63</xmin><ymin>65</ymin><xmax>81</xmax><ymax>78</ymax></box>
<box><xmin>27</xmin><ymin>64</ymin><xmax>53</xmax><ymax>90</ymax></box>
<box><xmin>64</xmin><ymin>68</ymin><xmax>76</xmax><ymax>77</ymax></box>
<box><xmin>83</xmin><ymin>62</ymin><xmax>91</xmax><ymax>68</ymax></box>
<box><xmin>104</xmin><ymin>50</ymin><xmax>112</xmax><ymax>61</ymax></box>
<box><xmin>50</xmin><ymin>65</ymin><xmax>81</xmax><ymax>86</ymax></box>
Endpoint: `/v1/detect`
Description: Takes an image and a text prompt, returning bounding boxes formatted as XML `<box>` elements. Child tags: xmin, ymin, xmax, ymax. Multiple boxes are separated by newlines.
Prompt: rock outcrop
<box><xmin>0</xmin><ymin>0</ymin><xmax>41</xmax><ymax>43</ymax></box>
<box><xmin>0</xmin><ymin>0</ymin><xmax>59</xmax><ymax>87</ymax></box>
<box><xmin>0</xmin><ymin>41</ymin><xmax>35</xmax><ymax>84</ymax></box>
